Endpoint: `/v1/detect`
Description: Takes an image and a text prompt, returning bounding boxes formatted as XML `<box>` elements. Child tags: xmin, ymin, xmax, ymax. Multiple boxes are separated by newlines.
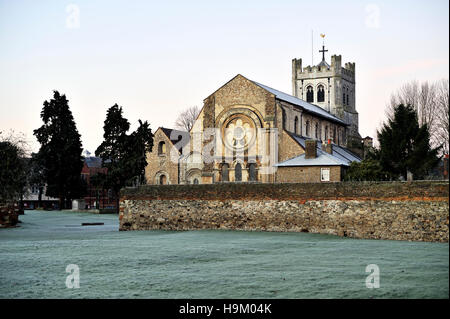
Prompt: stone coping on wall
<box><xmin>120</xmin><ymin>181</ymin><xmax>449</xmax><ymax>202</ymax></box>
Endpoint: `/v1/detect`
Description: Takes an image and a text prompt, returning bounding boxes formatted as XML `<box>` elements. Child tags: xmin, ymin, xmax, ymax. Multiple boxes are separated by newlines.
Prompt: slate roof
<box><xmin>275</xmin><ymin>151</ymin><xmax>349</xmax><ymax>167</ymax></box>
<box><xmin>160</xmin><ymin>127</ymin><xmax>190</xmax><ymax>148</ymax></box>
<box><xmin>317</xmin><ymin>59</ymin><xmax>331</xmax><ymax>69</ymax></box>
<box><xmin>275</xmin><ymin>133</ymin><xmax>362</xmax><ymax>167</ymax></box>
<box><xmin>251</xmin><ymin>80</ymin><xmax>347</xmax><ymax>125</ymax></box>
<box><xmin>84</xmin><ymin>157</ymin><xmax>103</xmax><ymax>168</ymax></box>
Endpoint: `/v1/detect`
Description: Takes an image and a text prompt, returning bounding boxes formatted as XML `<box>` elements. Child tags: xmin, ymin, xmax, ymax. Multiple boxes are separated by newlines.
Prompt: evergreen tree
<box><xmin>0</xmin><ymin>141</ymin><xmax>27</xmax><ymax>203</ymax></box>
<box><xmin>95</xmin><ymin>104</ymin><xmax>153</xmax><ymax>212</ymax></box>
<box><xmin>33</xmin><ymin>91</ymin><xmax>85</xmax><ymax>209</ymax></box>
<box><xmin>344</xmin><ymin>159</ymin><xmax>387</xmax><ymax>181</ymax></box>
<box><xmin>377</xmin><ymin>104</ymin><xmax>440</xmax><ymax>180</ymax></box>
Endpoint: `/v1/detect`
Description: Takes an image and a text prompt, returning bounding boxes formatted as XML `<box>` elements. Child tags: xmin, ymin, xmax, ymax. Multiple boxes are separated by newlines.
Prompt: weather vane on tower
<box><xmin>319</xmin><ymin>33</ymin><xmax>328</xmax><ymax>62</ymax></box>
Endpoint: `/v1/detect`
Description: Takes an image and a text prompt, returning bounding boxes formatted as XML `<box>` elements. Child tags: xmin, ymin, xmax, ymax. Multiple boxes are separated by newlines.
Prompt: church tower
<box><xmin>291</xmin><ymin>41</ymin><xmax>361</xmax><ymax>147</ymax></box>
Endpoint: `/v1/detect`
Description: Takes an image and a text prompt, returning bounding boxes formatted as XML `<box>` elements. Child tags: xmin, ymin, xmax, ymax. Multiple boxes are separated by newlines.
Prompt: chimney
<box><xmin>305</xmin><ymin>140</ymin><xmax>317</xmax><ymax>159</ymax></box>
<box><xmin>322</xmin><ymin>140</ymin><xmax>333</xmax><ymax>154</ymax></box>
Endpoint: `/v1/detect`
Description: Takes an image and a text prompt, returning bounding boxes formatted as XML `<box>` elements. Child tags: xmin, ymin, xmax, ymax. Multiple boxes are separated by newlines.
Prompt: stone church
<box><xmin>145</xmin><ymin>49</ymin><xmax>362</xmax><ymax>185</ymax></box>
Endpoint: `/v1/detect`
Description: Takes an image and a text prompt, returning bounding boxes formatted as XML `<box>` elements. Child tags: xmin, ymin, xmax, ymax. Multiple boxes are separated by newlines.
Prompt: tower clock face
<box><xmin>223</xmin><ymin>116</ymin><xmax>256</xmax><ymax>151</ymax></box>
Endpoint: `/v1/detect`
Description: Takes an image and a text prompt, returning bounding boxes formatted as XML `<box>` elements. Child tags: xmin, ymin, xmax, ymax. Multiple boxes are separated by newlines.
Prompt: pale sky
<box><xmin>0</xmin><ymin>0</ymin><xmax>448</xmax><ymax>154</ymax></box>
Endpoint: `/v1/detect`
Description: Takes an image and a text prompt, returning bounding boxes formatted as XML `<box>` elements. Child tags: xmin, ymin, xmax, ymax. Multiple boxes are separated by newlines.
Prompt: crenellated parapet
<box><xmin>292</xmin><ymin>49</ymin><xmax>360</xmax><ymax>147</ymax></box>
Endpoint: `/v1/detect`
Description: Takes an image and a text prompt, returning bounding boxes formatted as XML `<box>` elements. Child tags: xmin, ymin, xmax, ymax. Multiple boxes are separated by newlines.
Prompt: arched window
<box><xmin>282</xmin><ymin>108</ymin><xmax>287</xmax><ymax>130</ymax></box>
<box><xmin>235</xmin><ymin>163</ymin><xmax>242</xmax><ymax>182</ymax></box>
<box><xmin>221</xmin><ymin>163</ymin><xmax>229</xmax><ymax>182</ymax></box>
<box><xmin>248</xmin><ymin>163</ymin><xmax>257</xmax><ymax>182</ymax></box>
<box><xmin>343</xmin><ymin>92</ymin><xmax>346</xmax><ymax>105</ymax></box>
<box><xmin>333</xmin><ymin>127</ymin><xmax>337</xmax><ymax>142</ymax></box>
<box><xmin>159</xmin><ymin>175</ymin><xmax>166</xmax><ymax>185</ymax></box>
<box><xmin>193</xmin><ymin>178</ymin><xmax>199</xmax><ymax>184</ymax></box>
<box><xmin>158</xmin><ymin>141</ymin><xmax>166</xmax><ymax>155</ymax></box>
<box><xmin>346</xmin><ymin>90</ymin><xmax>350</xmax><ymax>106</ymax></box>
<box><xmin>294</xmin><ymin>116</ymin><xmax>298</xmax><ymax>134</ymax></box>
<box><xmin>305</xmin><ymin>121</ymin><xmax>310</xmax><ymax>137</ymax></box>
<box><xmin>317</xmin><ymin>85</ymin><xmax>325</xmax><ymax>102</ymax></box>
<box><xmin>315</xmin><ymin>123</ymin><xmax>319</xmax><ymax>139</ymax></box>
<box><xmin>324</xmin><ymin>126</ymin><xmax>329</xmax><ymax>141</ymax></box>
<box><xmin>306</xmin><ymin>86</ymin><xmax>314</xmax><ymax>103</ymax></box>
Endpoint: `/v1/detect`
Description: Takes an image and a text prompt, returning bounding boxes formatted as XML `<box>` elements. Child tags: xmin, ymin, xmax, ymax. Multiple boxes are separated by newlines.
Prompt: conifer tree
<box><xmin>95</xmin><ymin>104</ymin><xmax>153</xmax><ymax>212</ymax></box>
<box><xmin>377</xmin><ymin>104</ymin><xmax>440</xmax><ymax>180</ymax></box>
<box><xmin>0</xmin><ymin>140</ymin><xmax>27</xmax><ymax>203</ymax></box>
<box><xmin>33</xmin><ymin>91</ymin><xmax>85</xmax><ymax>209</ymax></box>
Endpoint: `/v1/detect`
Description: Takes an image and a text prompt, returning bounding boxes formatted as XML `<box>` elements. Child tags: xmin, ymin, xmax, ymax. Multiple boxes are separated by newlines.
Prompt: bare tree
<box><xmin>0</xmin><ymin>130</ymin><xmax>30</xmax><ymax>157</ymax></box>
<box><xmin>435</xmin><ymin>79</ymin><xmax>449</xmax><ymax>154</ymax></box>
<box><xmin>174</xmin><ymin>106</ymin><xmax>200</xmax><ymax>132</ymax></box>
<box><xmin>386</xmin><ymin>79</ymin><xmax>448</xmax><ymax>153</ymax></box>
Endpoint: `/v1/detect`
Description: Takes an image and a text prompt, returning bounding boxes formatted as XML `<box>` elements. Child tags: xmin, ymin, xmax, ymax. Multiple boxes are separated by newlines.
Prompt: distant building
<box><xmin>81</xmin><ymin>156</ymin><xmax>116</xmax><ymax>210</ymax></box>
<box><xmin>362</xmin><ymin>136</ymin><xmax>374</xmax><ymax>159</ymax></box>
<box><xmin>427</xmin><ymin>154</ymin><xmax>449</xmax><ymax>180</ymax></box>
<box><xmin>363</xmin><ymin>136</ymin><xmax>373</xmax><ymax>148</ymax></box>
<box><xmin>22</xmin><ymin>185</ymin><xmax>59</xmax><ymax>210</ymax></box>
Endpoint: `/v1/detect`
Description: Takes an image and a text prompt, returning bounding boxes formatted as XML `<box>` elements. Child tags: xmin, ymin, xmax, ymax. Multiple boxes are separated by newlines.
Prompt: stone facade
<box><xmin>144</xmin><ymin>74</ymin><xmax>358</xmax><ymax>185</ymax></box>
<box><xmin>198</xmin><ymin>75</ymin><xmax>276</xmax><ymax>184</ymax></box>
<box><xmin>119</xmin><ymin>181</ymin><xmax>449</xmax><ymax>242</ymax></box>
<box><xmin>277</xmin><ymin>129</ymin><xmax>305</xmax><ymax>163</ymax></box>
<box><xmin>279</xmin><ymin>100</ymin><xmax>345</xmax><ymax>145</ymax></box>
<box><xmin>292</xmin><ymin>54</ymin><xmax>360</xmax><ymax>144</ymax></box>
<box><xmin>145</xmin><ymin>128</ymin><xmax>180</xmax><ymax>185</ymax></box>
<box><xmin>0</xmin><ymin>203</ymin><xmax>20</xmax><ymax>228</ymax></box>
<box><xmin>276</xmin><ymin>166</ymin><xmax>342</xmax><ymax>183</ymax></box>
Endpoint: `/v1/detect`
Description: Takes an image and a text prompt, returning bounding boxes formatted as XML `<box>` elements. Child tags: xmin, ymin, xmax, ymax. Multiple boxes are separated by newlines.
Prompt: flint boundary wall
<box><xmin>119</xmin><ymin>181</ymin><xmax>449</xmax><ymax>242</ymax></box>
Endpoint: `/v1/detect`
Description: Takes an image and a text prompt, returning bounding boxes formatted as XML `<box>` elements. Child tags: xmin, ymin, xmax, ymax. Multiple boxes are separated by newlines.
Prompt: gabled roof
<box><xmin>159</xmin><ymin>127</ymin><xmax>190</xmax><ymax>148</ymax></box>
<box><xmin>275</xmin><ymin>151</ymin><xmax>349</xmax><ymax>167</ymax></box>
<box><xmin>251</xmin><ymin>80</ymin><xmax>347</xmax><ymax>125</ymax></box>
<box><xmin>275</xmin><ymin>133</ymin><xmax>361</xmax><ymax>167</ymax></box>
<box><xmin>84</xmin><ymin>156</ymin><xmax>111</xmax><ymax>168</ymax></box>
<box><xmin>201</xmin><ymin>74</ymin><xmax>347</xmax><ymax>126</ymax></box>
<box><xmin>84</xmin><ymin>157</ymin><xmax>103</xmax><ymax>168</ymax></box>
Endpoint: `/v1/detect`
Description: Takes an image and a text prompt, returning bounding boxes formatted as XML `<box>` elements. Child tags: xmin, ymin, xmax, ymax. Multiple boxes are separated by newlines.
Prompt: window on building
<box><xmin>317</xmin><ymin>85</ymin><xmax>325</xmax><ymax>102</ymax></box>
<box><xmin>333</xmin><ymin>127</ymin><xmax>337</xmax><ymax>142</ymax></box>
<box><xmin>159</xmin><ymin>175</ymin><xmax>167</xmax><ymax>185</ymax></box>
<box><xmin>248</xmin><ymin>163</ymin><xmax>257</xmax><ymax>182</ymax></box>
<box><xmin>343</xmin><ymin>92</ymin><xmax>346</xmax><ymax>105</ymax></box>
<box><xmin>346</xmin><ymin>88</ymin><xmax>350</xmax><ymax>106</ymax></box>
<box><xmin>158</xmin><ymin>141</ymin><xmax>166</xmax><ymax>155</ymax></box>
<box><xmin>306</xmin><ymin>86</ymin><xmax>314</xmax><ymax>103</ymax></box>
<box><xmin>321</xmin><ymin>168</ymin><xmax>330</xmax><ymax>182</ymax></box>
<box><xmin>235</xmin><ymin>163</ymin><xmax>242</xmax><ymax>182</ymax></box>
<box><xmin>282</xmin><ymin>109</ymin><xmax>287</xmax><ymax>130</ymax></box>
<box><xmin>325</xmin><ymin>126</ymin><xmax>329</xmax><ymax>141</ymax></box>
<box><xmin>193</xmin><ymin>178</ymin><xmax>199</xmax><ymax>184</ymax></box>
<box><xmin>305</xmin><ymin>121</ymin><xmax>310</xmax><ymax>137</ymax></box>
<box><xmin>294</xmin><ymin>116</ymin><xmax>298</xmax><ymax>134</ymax></box>
<box><xmin>221</xmin><ymin>163</ymin><xmax>229</xmax><ymax>182</ymax></box>
<box><xmin>315</xmin><ymin>123</ymin><xmax>319</xmax><ymax>139</ymax></box>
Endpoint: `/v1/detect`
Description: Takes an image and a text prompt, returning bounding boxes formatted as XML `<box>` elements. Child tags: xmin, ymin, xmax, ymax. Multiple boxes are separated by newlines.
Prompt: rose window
<box><xmin>224</xmin><ymin>118</ymin><xmax>255</xmax><ymax>150</ymax></box>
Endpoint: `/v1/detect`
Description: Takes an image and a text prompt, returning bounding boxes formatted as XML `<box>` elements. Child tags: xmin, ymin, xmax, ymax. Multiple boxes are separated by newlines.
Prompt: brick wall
<box><xmin>276</xmin><ymin>166</ymin><xmax>341</xmax><ymax>183</ymax></box>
